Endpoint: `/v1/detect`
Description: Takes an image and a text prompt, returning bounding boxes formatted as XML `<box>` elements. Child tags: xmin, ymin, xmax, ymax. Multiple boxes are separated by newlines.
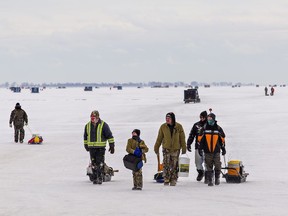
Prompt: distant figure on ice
<box><xmin>84</xmin><ymin>110</ymin><xmax>115</xmax><ymax>184</ymax></box>
<box><xmin>9</xmin><ymin>103</ymin><xmax>28</xmax><ymax>143</ymax></box>
<box><xmin>154</xmin><ymin>112</ymin><xmax>186</xmax><ymax>186</ymax></box>
<box><xmin>187</xmin><ymin>111</ymin><xmax>208</xmax><ymax>183</ymax></box>
<box><xmin>126</xmin><ymin>129</ymin><xmax>149</xmax><ymax>190</ymax></box>
<box><xmin>270</xmin><ymin>86</ymin><xmax>275</xmax><ymax>96</ymax></box>
<box><xmin>198</xmin><ymin>113</ymin><xmax>226</xmax><ymax>186</ymax></box>
<box><xmin>264</xmin><ymin>87</ymin><xmax>268</xmax><ymax>96</ymax></box>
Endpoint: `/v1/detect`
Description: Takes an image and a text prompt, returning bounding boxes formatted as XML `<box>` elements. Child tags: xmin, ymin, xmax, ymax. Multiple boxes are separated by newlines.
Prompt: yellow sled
<box><xmin>221</xmin><ymin>160</ymin><xmax>249</xmax><ymax>183</ymax></box>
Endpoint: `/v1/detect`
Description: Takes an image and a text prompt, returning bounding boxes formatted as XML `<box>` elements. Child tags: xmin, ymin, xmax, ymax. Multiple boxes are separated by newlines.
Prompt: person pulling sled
<box><xmin>198</xmin><ymin>112</ymin><xmax>226</xmax><ymax>186</ymax></box>
<box><xmin>83</xmin><ymin>110</ymin><xmax>115</xmax><ymax>185</ymax></box>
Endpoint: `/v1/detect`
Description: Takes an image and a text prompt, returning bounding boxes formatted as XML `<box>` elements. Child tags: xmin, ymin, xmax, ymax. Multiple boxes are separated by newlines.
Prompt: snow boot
<box><xmin>215</xmin><ymin>170</ymin><xmax>221</xmax><ymax>185</ymax></box>
<box><xmin>207</xmin><ymin>171</ymin><xmax>214</xmax><ymax>186</ymax></box>
<box><xmin>132</xmin><ymin>187</ymin><xmax>142</xmax><ymax>190</ymax></box>
<box><xmin>196</xmin><ymin>169</ymin><xmax>204</xmax><ymax>181</ymax></box>
<box><xmin>204</xmin><ymin>171</ymin><xmax>209</xmax><ymax>184</ymax></box>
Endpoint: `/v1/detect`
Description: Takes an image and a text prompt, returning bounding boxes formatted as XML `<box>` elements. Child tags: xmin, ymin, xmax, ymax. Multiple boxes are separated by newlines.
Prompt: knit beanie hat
<box><xmin>132</xmin><ymin>129</ymin><xmax>141</xmax><ymax>137</ymax></box>
<box><xmin>200</xmin><ymin>111</ymin><xmax>207</xmax><ymax>118</ymax></box>
<box><xmin>166</xmin><ymin>112</ymin><xmax>176</xmax><ymax>125</ymax></box>
<box><xmin>208</xmin><ymin>113</ymin><xmax>216</xmax><ymax>121</ymax></box>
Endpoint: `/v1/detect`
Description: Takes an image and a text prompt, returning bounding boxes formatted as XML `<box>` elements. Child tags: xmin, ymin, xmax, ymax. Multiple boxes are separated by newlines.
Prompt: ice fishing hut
<box><xmin>10</xmin><ymin>87</ymin><xmax>21</xmax><ymax>93</ymax></box>
<box><xmin>31</xmin><ymin>87</ymin><xmax>39</xmax><ymax>93</ymax></box>
<box><xmin>184</xmin><ymin>88</ymin><xmax>201</xmax><ymax>103</ymax></box>
<box><xmin>84</xmin><ymin>86</ymin><xmax>93</xmax><ymax>91</ymax></box>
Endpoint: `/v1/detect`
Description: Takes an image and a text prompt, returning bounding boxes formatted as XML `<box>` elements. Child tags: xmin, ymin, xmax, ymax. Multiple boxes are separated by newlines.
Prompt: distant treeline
<box><xmin>0</xmin><ymin>81</ymin><xmax>257</xmax><ymax>88</ymax></box>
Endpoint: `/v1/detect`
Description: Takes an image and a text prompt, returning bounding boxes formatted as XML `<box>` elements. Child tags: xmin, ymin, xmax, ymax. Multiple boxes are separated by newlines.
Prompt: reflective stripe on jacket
<box><xmin>197</xmin><ymin>123</ymin><xmax>225</xmax><ymax>154</ymax></box>
<box><xmin>84</xmin><ymin>120</ymin><xmax>114</xmax><ymax>147</ymax></box>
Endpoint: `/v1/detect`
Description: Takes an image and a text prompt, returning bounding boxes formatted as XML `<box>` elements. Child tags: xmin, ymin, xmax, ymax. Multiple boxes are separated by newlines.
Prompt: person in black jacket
<box><xmin>84</xmin><ymin>110</ymin><xmax>115</xmax><ymax>184</ymax></box>
<box><xmin>187</xmin><ymin>111</ymin><xmax>207</xmax><ymax>182</ymax></box>
<box><xmin>198</xmin><ymin>113</ymin><xmax>226</xmax><ymax>186</ymax></box>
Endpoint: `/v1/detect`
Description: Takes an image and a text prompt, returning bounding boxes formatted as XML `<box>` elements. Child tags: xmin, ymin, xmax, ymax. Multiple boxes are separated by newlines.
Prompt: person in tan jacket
<box><xmin>126</xmin><ymin>129</ymin><xmax>149</xmax><ymax>190</ymax></box>
<box><xmin>154</xmin><ymin>112</ymin><xmax>186</xmax><ymax>186</ymax></box>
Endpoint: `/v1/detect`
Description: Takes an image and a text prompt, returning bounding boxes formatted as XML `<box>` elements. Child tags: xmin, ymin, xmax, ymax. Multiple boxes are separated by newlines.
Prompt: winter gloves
<box><xmin>84</xmin><ymin>144</ymin><xmax>89</xmax><ymax>152</ymax></box>
<box><xmin>187</xmin><ymin>144</ymin><xmax>191</xmax><ymax>152</ymax></box>
<box><xmin>109</xmin><ymin>144</ymin><xmax>115</xmax><ymax>154</ymax></box>
<box><xmin>221</xmin><ymin>147</ymin><xmax>226</xmax><ymax>155</ymax></box>
<box><xmin>198</xmin><ymin>149</ymin><xmax>203</xmax><ymax>157</ymax></box>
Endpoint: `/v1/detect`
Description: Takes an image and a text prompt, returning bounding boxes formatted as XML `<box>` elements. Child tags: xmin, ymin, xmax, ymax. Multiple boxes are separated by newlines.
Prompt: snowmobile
<box><xmin>86</xmin><ymin>163</ymin><xmax>118</xmax><ymax>182</ymax></box>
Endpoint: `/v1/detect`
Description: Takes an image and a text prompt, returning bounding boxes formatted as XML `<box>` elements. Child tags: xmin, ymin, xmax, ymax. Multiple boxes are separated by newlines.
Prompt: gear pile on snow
<box><xmin>86</xmin><ymin>163</ymin><xmax>118</xmax><ymax>182</ymax></box>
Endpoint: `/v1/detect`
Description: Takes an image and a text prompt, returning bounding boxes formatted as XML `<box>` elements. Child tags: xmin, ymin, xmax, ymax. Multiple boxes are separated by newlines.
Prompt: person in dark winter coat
<box><xmin>270</xmin><ymin>87</ymin><xmax>275</xmax><ymax>96</ymax></box>
<box><xmin>154</xmin><ymin>112</ymin><xmax>186</xmax><ymax>186</ymax></box>
<box><xmin>198</xmin><ymin>113</ymin><xmax>226</xmax><ymax>186</ymax></box>
<box><xmin>264</xmin><ymin>87</ymin><xmax>268</xmax><ymax>96</ymax></box>
<box><xmin>126</xmin><ymin>129</ymin><xmax>149</xmax><ymax>190</ymax></box>
<box><xmin>187</xmin><ymin>111</ymin><xmax>207</xmax><ymax>182</ymax></box>
<box><xmin>9</xmin><ymin>103</ymin><xmax>28</xmax><ymax>143</ymax></box>
<box><xmin>84</xmin><ymin>110</ymin><xmax>115</xmax><ymax>184</ymax></box>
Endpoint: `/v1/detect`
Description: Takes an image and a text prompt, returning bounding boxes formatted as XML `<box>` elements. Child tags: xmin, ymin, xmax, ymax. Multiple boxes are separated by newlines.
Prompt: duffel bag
<box><xmin>123</xmin><ymin>154</ymin><xmax>143</xmax><ymax>171</ymax></box>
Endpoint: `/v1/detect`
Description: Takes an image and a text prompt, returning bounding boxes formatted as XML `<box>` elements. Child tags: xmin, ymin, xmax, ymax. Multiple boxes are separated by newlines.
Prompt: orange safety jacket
<box><xmin>197</xmin><ymin>123</ymin><xmax>225</xmax><ymax>154</ymax></box>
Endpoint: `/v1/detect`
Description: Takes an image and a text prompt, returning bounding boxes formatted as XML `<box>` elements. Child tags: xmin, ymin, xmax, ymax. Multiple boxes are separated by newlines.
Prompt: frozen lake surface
<box><xmin>0</xmin><ymin>86</ymin><xmax>287</xmax><ymax>216</ymax></box>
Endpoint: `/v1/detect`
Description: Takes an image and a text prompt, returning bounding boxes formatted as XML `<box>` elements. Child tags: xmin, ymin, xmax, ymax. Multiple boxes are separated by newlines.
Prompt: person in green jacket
<box><xmin>126</xmin><ymin>129</ymin><xmax>149</xmax><ymax>190</ymax></box>
<box><xmin>154</xmin><ymin>112</ymin><xmax>186</xmax><ymax>186</ymax></box>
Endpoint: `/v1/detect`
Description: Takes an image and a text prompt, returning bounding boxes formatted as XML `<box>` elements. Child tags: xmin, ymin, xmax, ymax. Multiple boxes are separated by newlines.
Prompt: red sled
<box><xmin>28</xmin><ymin>135</ymin><xmax>43</xmax><ymax>144</ymax></box>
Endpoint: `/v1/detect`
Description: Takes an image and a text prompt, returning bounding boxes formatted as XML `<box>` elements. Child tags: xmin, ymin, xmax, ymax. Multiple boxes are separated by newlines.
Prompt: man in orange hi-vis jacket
<box><xmin>198</xmin><ymin>113</ymin><xmax>226</xmax><ymax>187</ymax></box>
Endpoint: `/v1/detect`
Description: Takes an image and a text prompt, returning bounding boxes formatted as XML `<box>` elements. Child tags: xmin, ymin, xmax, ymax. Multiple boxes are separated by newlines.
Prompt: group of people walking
<box><xmin>83</xmin><ymin>108</ymin><xmax>226</xmax><ymax>190</ymax></box>
<box><xmin>8</xmin><ymin>102</ymin><xmax>226</xmax><ymax>190</ymax></box>
<box><xmin>264</xmin><ymin>86</ymin><xmax>275</xmax><ymax>96</ymax></box>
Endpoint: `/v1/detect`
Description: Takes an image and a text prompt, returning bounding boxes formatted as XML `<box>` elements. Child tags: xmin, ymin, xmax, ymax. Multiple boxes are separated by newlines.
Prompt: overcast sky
<box><xmin>1</xmin><ymin>0</ymin><xmax>288</xmax><ymax>84</ymax></box>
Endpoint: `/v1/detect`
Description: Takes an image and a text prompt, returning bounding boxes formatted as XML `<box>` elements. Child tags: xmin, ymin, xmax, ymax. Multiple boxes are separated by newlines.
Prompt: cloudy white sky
<box><xmin>1</xmin><ymin>0</ymin><xmax>288</xmax><ymax>84</ymax></box>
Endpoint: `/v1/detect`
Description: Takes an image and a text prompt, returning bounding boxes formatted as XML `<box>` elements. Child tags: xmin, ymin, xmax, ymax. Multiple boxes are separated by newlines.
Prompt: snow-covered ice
<box><xmin>0</xmin><ymin>86</ymin><xmax>287</xmax><ymax>216</ymax></box>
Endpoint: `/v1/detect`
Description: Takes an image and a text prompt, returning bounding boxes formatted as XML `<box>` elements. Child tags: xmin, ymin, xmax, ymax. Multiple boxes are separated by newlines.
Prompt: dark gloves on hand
<box><xmin>108</xmin><ymin>143</ymin><xmax>115</xmax><ymax>154</ymax></box>
<box><xmin>221</xmin><ymin>147</ymin><xmax>226</xmax><ymax>155</ymax></box>
<box><xmin>187</xmin><ymin>144</ymin><xmax>191</xmax><ymax>152</ymax></box>
<box><xmin>134</xmin><ymin>147</ymin><xmax>142</xmax><ymax>158</ymax></box>
<box><xmin>198</xmin><ymin>148</ymin><xmax>203</xmax><ymax>157</ymax></box>
<box><xmin>84</xmin><ymin>145</ymin><xmax>89</xmax><ymax>152</ymax></box>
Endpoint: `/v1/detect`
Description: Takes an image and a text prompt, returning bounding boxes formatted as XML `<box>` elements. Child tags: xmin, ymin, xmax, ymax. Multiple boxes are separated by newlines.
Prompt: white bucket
<box><xmin>178</xmin><ymin>155</ymin><xmax>190</xmax><ymax>177</ymax></box>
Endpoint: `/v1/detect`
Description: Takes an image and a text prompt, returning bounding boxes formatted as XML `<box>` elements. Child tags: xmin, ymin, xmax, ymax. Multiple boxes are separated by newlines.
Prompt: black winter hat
<box><xmin>132</xmin><ymin>129</ymin><xmax>141</xmax><ymax>136</ymax></box>
<box><xmin>200</xmin><ymin>111</ymin><xmax>207</xmax><ymax>118</ymax></box>
<box><xmin>208</xmin><ymin>113</ymin><xmax>216</xmax><ymax>121</ymax></box>
<box><xmin>166</xmin><ymin>112</ymin><xmax>176</xmax><ymax>125</ymax></box>
<box><xmin>15</xmin><ymin>103</ymin><xmax>21</xmax><ymax>109</ymax></box>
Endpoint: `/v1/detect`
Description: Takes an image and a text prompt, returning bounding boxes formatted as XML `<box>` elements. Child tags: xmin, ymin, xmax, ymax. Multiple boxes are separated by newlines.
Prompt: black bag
<box><xmin>123</xmin><ymin>154</ymin><xmax>143</xmax><ymax>171</ymax></box>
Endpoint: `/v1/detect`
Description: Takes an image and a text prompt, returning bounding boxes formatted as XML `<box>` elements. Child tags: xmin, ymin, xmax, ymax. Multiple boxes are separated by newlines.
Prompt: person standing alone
<box><xmin>9</xmin><ymin>103</ymin><xmax>28</xmax><ymax>143</ymax></box>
